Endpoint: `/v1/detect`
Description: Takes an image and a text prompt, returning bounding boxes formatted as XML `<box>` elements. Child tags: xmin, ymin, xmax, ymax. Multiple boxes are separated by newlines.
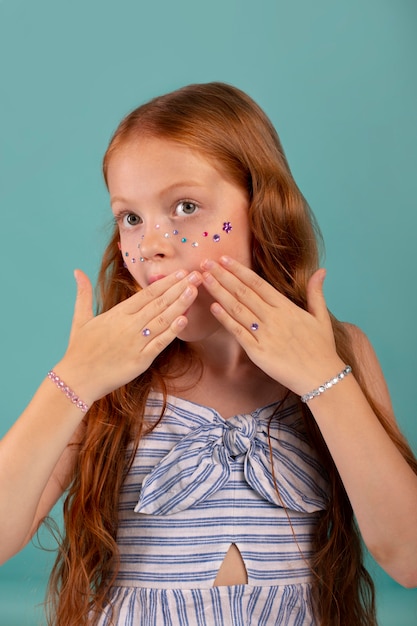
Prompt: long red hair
<box><xmin>46</xmin><ymin>82</ymin><xmax>417</xmax><ymax>625</ymax></box>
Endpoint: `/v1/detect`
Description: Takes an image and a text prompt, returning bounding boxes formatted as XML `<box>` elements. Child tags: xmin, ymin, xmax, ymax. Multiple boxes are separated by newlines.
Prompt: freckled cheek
<box><xmin>177</xmin><ymin>221</ymin><xmax>243</xmax><ymax>258</ymax></box>
<box><xmin>117</xmin><ymin>219</ymin><xmax>250</xmax><ymax>273</ymax></box>
<box><xmin>118</xmin><ymin>237</ymin><xmax>146</xmax><ymax>287</ymax></box>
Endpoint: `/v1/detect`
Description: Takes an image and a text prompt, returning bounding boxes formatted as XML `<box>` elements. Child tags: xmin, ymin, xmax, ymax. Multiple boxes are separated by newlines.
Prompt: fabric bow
<box><xmin>135</xmin><ymin>413</ymin><xmax>329</xmax><ymax>516</ymax></box>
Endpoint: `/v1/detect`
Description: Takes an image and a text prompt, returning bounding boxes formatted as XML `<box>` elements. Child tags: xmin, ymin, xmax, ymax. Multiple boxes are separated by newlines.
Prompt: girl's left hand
<box><xmin>201</xmin><ymin>256</ymin><xmax>345</xmax><ymax>396</ymax></box>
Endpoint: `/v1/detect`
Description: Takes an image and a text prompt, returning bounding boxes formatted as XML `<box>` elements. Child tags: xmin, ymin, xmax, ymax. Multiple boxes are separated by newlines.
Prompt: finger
<box><xmin>142</xmin><ymin>314</ymin><xmax>189</xmax><ymax>355</ymax></box>
<box><xmin>71</xmin><ymin>270</ymin><xmax>94</xmax><ymax>334</ymax></box>
<box><xmin>209</xmin><ymin>301</ymin><xmax>259</xmax><ymax>344</ymax></box>
<box><xmin>202</xmin><ymin>270</ymin><xmax>261</xmax><ymax>327</ymax></box>
<box><xmin>202</xmin><ymin>257</ymin><xmax>279</xmax><ymax>308</ymax></box>
<box><xmin>122</xmin><ymin>270</ymin><xmax>202</xmax><ymax>315</ymax></box>
<box><xmin>140</xmin><ymin>284</ymin><xmax>199</xmax><ymax>337</ymax></box>
<box><xmin>137</xmin><ymin>288</ymin><xmax>197</xmax><ymax>361</ymax></box>
<box><xmin>306</xmin><ymin>268</ymin><xmax>328</xmax><ymax>320</ymax></box>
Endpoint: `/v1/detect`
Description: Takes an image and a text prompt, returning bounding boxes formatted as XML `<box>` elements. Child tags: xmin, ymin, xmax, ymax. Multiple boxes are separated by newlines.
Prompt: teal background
<box><xmin>0</xmin><ymin>0</ymin><xmax>416</xmax><ymax>624</ymax></box>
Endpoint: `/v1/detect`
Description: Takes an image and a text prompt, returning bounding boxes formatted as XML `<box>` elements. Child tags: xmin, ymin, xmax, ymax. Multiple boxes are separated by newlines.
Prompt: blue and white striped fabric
<box><xmin>96</xmin><ymin>393</ymin><xmax>330</xmax><ymax>625</ymax></box>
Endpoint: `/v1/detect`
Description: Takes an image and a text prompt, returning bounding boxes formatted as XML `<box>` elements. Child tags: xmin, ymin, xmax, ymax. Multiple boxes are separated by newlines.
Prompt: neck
<box><xmin>165</xmin><ymin>329</ymin><xmax>287</xmax><ymax>416</ymax></box>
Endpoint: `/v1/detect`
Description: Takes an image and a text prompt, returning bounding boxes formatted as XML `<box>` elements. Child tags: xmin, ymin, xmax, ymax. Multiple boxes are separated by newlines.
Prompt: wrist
<box><xmin>47</xmin><ymin>370</ymin><xmax>89</xmax><ymax>413</ymax></box>
<box><xmin>300</xmin><ymin>364</ymin><xmax>352</xmax><ymax>404</ymax></box>
<box><xmin>51</xmin><ymin>359</ymin><xmax>102</xmax><ymax>407</ymax></box>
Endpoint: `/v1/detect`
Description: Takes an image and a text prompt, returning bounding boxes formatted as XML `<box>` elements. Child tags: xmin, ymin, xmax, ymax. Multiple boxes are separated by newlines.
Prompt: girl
<box><xmin>0</xmin><ymin>82</ymin><xmax>416</xmax><ymax>626</ymax></box>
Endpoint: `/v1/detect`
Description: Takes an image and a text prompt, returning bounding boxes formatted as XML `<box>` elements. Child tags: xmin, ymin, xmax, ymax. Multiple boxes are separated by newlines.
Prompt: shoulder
<box><xmin>342</xmin><ymin>322</ymin><xmax>382</xmax><ymax>371</ymax></box>
<box><xmin>341</xmin><ymin>322</ymin><xmax>395</xmax><ymax>418</ymax></box>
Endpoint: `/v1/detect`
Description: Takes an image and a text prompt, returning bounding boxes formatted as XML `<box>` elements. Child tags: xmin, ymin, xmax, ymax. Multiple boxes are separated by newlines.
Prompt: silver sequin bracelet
<box><xmin>300</xmin><ymin>365</ymin><xmax>352</xmax><ymax>403</ymax></box>
<box><xmin>47</xmin><ymin>370</ymin><xmax>89</xmax><ymax>413</ymax></box>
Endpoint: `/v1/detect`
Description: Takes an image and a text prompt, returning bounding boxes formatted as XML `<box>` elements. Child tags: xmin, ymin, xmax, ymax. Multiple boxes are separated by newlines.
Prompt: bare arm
<box><xmin>0</xmin><ymin>381</ymin><xmax>87</xmax><ymax>563</ymax></box>
<box><xmin>0</xmin><ymin>268</ymin><xmax>201</xmax><ymax>564</ymax></box>
<box><xmin>201</xmin><ymin>256</ymin><xmax>417</xmax><ymax>588</ymax></box>
<box><xmin>307</xmin><ymin>324</ymin><xmax>417</xmax><ymax>588</ymax></box>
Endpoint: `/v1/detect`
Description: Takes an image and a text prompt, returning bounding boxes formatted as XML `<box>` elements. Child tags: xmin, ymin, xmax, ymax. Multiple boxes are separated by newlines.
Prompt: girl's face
<box><xmin>107</xmin><ymin>136</ymin><xmax>252</xmax><ymax>340</ymax></box>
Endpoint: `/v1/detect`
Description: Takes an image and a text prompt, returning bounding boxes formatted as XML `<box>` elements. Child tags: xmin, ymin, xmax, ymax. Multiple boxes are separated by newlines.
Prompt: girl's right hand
<box><xmin>54</xmin><ymin>269</ymin><xmax>202</xmax><ymax>405</ymax></box>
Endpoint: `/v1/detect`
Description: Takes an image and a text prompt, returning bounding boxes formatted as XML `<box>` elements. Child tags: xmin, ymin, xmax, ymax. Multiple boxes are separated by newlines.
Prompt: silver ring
<box><xmin>142</xmin><ymin>328</ymin><xmax>151</xmax><ymax>337</ymax></box>
<box><xmin>250</xmin><ymin>322</ymin><xmax>259</xmax><ymax>332</ymax></box>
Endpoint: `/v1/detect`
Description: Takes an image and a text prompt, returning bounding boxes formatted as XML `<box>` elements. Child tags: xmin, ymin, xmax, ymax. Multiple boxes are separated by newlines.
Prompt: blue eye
<box><xmin>122</xmin><ymin>213</ymin><xmax>142</xmax><ymax>227</ymax></box>
<box><xmin>175</xmin><ymin>201</ymin><xmax>199</xmax><ymax>216</ymax></box>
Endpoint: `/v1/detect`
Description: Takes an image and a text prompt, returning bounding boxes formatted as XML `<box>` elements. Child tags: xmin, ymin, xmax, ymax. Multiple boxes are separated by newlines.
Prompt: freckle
<box><xmin>213</xmin><ymin>234</ymin><xmax>220</xmax><ymax>242</ymax></box>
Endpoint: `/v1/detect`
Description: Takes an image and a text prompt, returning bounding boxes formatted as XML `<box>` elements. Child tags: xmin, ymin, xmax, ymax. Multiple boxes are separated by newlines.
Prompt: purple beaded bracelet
<box><xmin>300</xmin><ymin>365</ymin><xmax>352</xmax><ymax>403</ymax></box>
<box><xmin>47</xmin><ymin>370</ymin><xmax>89</xmax><ymax>413</ymax></box>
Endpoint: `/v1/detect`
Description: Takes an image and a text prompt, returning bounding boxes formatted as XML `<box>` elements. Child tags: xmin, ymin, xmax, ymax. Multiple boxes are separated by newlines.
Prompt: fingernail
<box><xmin>176</xmin><ymin>270</ymin><xmax>187</xmax><ymax>279</ymax></box>
<box><xmin>183</xmin><ymin>286</ymin><xmax>193</xmax><ymax>297</ymax></box>
<box><xmin>203</xmin><ymin>272</ymin><xmax>214</xmax><ymax>284</ymax></box>
<box><xmin>177</xmin><ymin>317</ymin><xmax>187</xmax><ymax>329</ymax></box>
<box><xmin>219</xmin><ymin>255</ymin><xmax>232</xmax><ymax>266</ymax></box>
<box><xmin>187</xmin><ymin>272</ymin><xmax>200</xmax><ymax>284</ymax></box>
<box><xmin>201</xmin><ymin>259</ymin><xmax>214</xmax><ymax>270</ymax></box>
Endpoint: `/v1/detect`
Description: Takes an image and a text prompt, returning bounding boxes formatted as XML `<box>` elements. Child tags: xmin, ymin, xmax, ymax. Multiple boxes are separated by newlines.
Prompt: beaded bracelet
<box><xmin>300</xmin><ymin>365</ymin><xmax>352</xmax><ymax>403</ymax></box>
<box><xmin>47</xmin><ymin>370</ymin><xmax>89</xmax><ymax>413</ymax></box>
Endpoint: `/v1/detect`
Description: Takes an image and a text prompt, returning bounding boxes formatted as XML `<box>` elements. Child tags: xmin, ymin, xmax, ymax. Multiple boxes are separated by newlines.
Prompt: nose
<box><xmin>139</xmin><ymin>225</ymin><xmax>173</xmax><ymax>261</ymax></box>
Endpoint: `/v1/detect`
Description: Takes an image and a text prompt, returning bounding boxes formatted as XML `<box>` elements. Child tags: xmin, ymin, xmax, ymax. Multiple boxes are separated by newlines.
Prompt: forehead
<box><xmin>106</xmin><ymin>137</ymin><xmax>222</xmax><ymax>188</ymax></box>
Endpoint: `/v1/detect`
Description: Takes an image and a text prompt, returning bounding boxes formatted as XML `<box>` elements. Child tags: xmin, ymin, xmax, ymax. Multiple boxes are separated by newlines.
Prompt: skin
<box><xmin>109</xmin><ymin>137</ymin><xmax>253</xmax><ymax>346</ymax></box>
<box><xmin>0</xmin><ymin>137</ymin><xmax>417</xmax><ymax>590</ymax></box>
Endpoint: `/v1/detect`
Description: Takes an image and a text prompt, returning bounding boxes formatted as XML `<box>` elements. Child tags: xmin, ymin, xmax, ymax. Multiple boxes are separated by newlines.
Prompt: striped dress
<box><xmin>96</xmin><ymin>392</ymin><xmax>330</xmax><ymax>626</ymax></box>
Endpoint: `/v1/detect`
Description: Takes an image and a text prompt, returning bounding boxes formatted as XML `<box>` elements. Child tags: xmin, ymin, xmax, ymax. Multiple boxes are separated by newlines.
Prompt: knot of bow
<box><xmin>135</xmin><ymin>414</ymin><xmax>329</xmax><ymax>516</ymax></box>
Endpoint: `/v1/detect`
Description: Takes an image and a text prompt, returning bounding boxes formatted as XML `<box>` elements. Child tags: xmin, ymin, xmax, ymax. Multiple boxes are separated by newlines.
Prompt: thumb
<box><xmin>71</xmin><ymin>269</ymin><xmax>94</xmax><ymax>334</ymax></box>
<box><xmin>306</xmin><ymin>268</ymin><xmax>328</xmax><ymax>320</ymax></box>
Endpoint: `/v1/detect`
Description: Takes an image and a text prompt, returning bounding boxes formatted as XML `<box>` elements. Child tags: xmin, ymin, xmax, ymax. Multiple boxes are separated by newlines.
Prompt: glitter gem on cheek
<box><xmin>202</xmin><ymin>231</ymin><xmax>208</xmax><ymax>237</ymax></box>
<box><xmin>213</xmin><ymin>234</ymin><xmax>220</xmax><ymax>242</ymax></box>
<box><xmin>222</xmin><ymin>221</ymin><xmax>232</xmax><ymax>234</ymax></box>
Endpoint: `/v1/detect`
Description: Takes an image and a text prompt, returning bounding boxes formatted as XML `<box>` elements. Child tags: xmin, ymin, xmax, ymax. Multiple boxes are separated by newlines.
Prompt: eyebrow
<box><xmin>110</xmin><ymin>181</ymin><xmax>205</xmax><ymax>206</ymax></box>
<box><xmin>161</xmin><ymin>181</ymin><xmax>204</xmax><ymax>194</ymax></box>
